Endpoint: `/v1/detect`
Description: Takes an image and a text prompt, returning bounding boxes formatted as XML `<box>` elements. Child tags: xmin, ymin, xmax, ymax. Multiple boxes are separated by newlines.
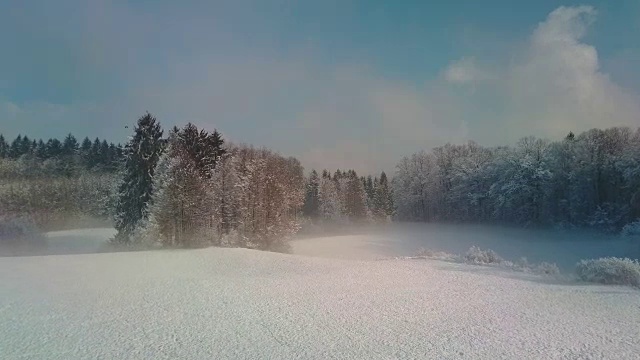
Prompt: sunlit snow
<box><xmin>1</xmin><ymin>227</ymin><xmax>638</xmax><ymax>359</ymax></box>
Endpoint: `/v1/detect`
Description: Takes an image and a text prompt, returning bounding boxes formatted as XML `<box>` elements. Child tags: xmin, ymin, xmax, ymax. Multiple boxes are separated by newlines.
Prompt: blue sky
<box><xmin>1</xmin><ymin>1</ymin><xmax>639</xmax><ymax>173</ymax></box>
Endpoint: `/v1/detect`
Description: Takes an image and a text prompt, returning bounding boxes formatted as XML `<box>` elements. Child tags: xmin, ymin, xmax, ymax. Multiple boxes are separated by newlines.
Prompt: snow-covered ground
<box><xmin>1</xmin><ymin>228</ymin><xmax>639</xmax><ymax>359</ymax></box>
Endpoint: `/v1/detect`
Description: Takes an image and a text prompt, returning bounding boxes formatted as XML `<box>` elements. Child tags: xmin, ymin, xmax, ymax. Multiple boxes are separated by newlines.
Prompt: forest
<box><xmin>392</xmin><ymin>128</ymin><xmax>640</xmax><ymax>234</ymax></box>
<box><xmin>1</xmin><ymin>118</ymin><xmax>640</xmax><ymax>251</ymax></box>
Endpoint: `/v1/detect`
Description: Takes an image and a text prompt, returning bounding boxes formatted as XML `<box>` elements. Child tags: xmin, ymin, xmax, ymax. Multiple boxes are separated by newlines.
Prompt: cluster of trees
<box><xmin>393</xmin><ymin>127</ymin><xmax>640</xmax><ymax>232</ymax></box>
<box><xmin>113</xmin><ymin>114</ymin><xmax>305</xmax><ymax>250</ymax></box>
<box><xmin>0</xmin><ymin>133</ymin><xmax>122</xmax><ymax>230</ymax></box>
<box><xmin>302</xmin><ymin>169</ymin><xmax>393</xmax><ymax>223</ymax></box>
<box><xmin>0</xmin><ymin>133</ymin><xmax>123</xmax><ymax>178</ymax></box>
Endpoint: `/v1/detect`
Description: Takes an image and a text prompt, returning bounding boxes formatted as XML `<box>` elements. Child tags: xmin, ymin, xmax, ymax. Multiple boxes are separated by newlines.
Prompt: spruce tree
<box><xmin>0</xmin><ymin>134</ymin><xmax>7</xmax><ymax>158</ymax></box>
<box><xmin>34</xmin><ymin>140</ymin><xmax>47</xmax><ymax>159</ymax></box>
<box><xmin>377</xmin><ymin>171</ymin><xmax>394</xmax><ymax>217</ymax></box>
<box><xmin>99</xmin><ymin>140</ymin><xmax>110</xmax><ymax>166</ymax></box>
<box><xmin>20</xmin><ymin>136</ymin><xmax>32</xmax><ymax>156</ymax></box>
<box><xmin>46</xmin><ymin>138</ymin><xmax>63</xmax><ymax>158</ymax></box>
<box><xmin>62</xmin><ymin>134</ymin><xmax>79</xmax><ymax>156</ymax></box>
<box><xmin>176</xmin><ymin>123</ymin><xmax>226</xmax><ymax>179</ymax></box>
<box><xmin>80</xmin><ymin>137</ymin><xmax>92</xmax><ymax>168</ymax></box>
<box><xmin>88</xmin><ymin>138</ymin><xmax>102</xmax><ymax>168</ymax></box>
<box><xmin>113</xmin><ymin>112</ymin><xmax>164</xmax><ymax>243</ymax></box>
<box><xmin>303</xmin><ymin>169</ymin><xmax>320</xmax><ymax>218</ymax></box>
<box><xmin>9</xmin><ymin>135</ymin><xmax>22</xmax><ymax>159</ymax></box>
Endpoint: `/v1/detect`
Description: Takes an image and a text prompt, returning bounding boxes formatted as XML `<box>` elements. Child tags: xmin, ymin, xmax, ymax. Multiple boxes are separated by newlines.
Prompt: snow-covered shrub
<box><xmin>464</xmin><ymin>246</ymin><xmax>504</xmax><ymax>265</ymax></box>
<box><xmin>514</xmin><ymin>256</ymin><xmax>530</xmax><ymax>270</ymax></box>
<box><xmin>576</xmin><ymin>257</ymin><xmax>640</xmax><ymax>288</ymax></box>
<box><xmin>621</xmin><ymin>220</ymin><xmax>640</xmax><ymax>238</ymax></box>
<box><xmin>535</xmin><ymin>262</ymin><xmax>560</xmax><ymax>275</ymax></box>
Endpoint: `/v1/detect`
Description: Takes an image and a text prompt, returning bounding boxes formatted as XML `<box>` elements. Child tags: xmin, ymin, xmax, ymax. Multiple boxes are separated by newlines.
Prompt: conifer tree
<box><xmin>113</xmin><ymin>112</ymin><xmax>164</xmax><ymax>243</ymax></box>
<box><xmin>0</xmin><ymin>134</ymin><xmax>7</xmax><ymax>158</ymax></box>
<box><xmin>303</xmin><ymin>169</ymin><xmax>320</xmax><ymax>218</ymax></box>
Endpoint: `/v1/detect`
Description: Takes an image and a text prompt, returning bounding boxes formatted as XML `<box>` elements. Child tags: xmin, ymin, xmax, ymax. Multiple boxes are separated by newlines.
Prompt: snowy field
<box><xmin>1</xmin><ymin>228</ymin><xmax>639</xmax><ymax>359</ymax></box>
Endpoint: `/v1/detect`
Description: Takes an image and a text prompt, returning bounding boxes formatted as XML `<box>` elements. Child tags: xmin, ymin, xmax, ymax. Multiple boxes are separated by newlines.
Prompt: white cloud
<box><xmin>444</xmin><ymin>57</ymin><xmax>490</xmax><ymax>84</ymax></box>
<box><xmin>445</xmin><ymin>6</ymin><xmax>640</xmax><ymax>141</ymax></box>
<box><xmin>502</xmin><ymin>5</ymin><xmax>640</xmax><ymax>137</ymax></box>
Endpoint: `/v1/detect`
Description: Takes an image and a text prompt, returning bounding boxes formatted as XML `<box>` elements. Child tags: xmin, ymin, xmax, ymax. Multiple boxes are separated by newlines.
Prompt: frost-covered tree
<box><xmin>146</xmin><ymin>131</ymin><xmax>210</xmax><ymax>247</ymax></box>
<box><xmin>303</xmin><ymin>169</ymin><xmax>320</xmax><ymax>218</ymax></box>
<box><xmin>318</xmin><ymin>173</ymin><xmax>343</xmax><ymax>222</ymax></box>
<box><xmin>209</xmin><ymin>153</ymin><xmax>240</xmax><ymax>242</ymax></box>
<box><xmin>392</xmin><ymin>127</ymin><xmax>640</xmax><ymax>233</ymax></box>
<box><xmin>113</xmin><ymin>112</ymin><xmax>164</xmax><ymax>243</ymax></box>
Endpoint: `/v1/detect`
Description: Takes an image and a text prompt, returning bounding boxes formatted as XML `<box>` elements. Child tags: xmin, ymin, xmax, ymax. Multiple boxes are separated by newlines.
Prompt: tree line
<box><xmin>301</xmin><ymin>169</ymin><xmax>394</xmax><ymax>224</ymax></box>
<box><xmin>392</xmin><ymin>127</ymin><xmax>640</xmax><ymax>233</ymax></box>
<box><xmin>0</xmin><ymin>133</ymin><xmax>122</xmax><ymax>229</ymax></box>
<box><xmin>0</xmin><ymin>133</ymin><xmax>123</xmax><ymax>178</ymax></box>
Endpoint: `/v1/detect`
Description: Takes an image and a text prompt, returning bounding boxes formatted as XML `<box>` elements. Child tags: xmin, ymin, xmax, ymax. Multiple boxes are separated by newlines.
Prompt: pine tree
<box><xmin>377</xmin><ymin>171</ymin><xmax>394</xmax><ymax>218</ymax></box>
<box><xmin>99</xmin><ymin>140</ymin><xmax>110</xmax><ymax>166</ymax></box>
<box><xmin>88</xmin><ymin>138</ymin><xmax>102</xmax><ymax>168</ymax></box>
<box><xmin>20</xmin><ymin>136</ymin><xmax>32</xmax><ymax>156</ymax></box>
<box><xmin>61</xmin><ymin>134</ymin><xmax>79</xmax><ymax>157</ymax></box>
<box><xmin>34</xmin><ymin>140</ymin><xmax>47</xmax><ymax>159</ymax></box>
<box><xmin>176</xmin><ymin>123</ymin><xmax>226</xmax><ymax>179</ymax></box>
<box><xmin>113</xmin><ymin>112</ymin><xmax>164</xmax><ymax>243</ymax></box>
<box><xmin>303</xmin><ymin>169</ymin><xmax>320</xmax><ymax>218</ymax></box>
<box><xmin>46</xmin><ymin>138</ymin><xmax>63</xmax><ymax>158</ymax></box>
<box><xmin>9</xmin><ymin>135</ymin><xmax>23</xmax><ymax>159</ymax></box>
<box><xmin>318</xmin><ymin>174</ymin><xmax>342</xmax><ymax>222</ymax></box>
<box><xmin>80</xmin><ymin>137</ymin><xmax>92</xmax><ymax>153</ymax></box>
<box><xmin>0</xmin><ymin>134</ymin><xmax>7</xmax><ymax>158</ymax></box>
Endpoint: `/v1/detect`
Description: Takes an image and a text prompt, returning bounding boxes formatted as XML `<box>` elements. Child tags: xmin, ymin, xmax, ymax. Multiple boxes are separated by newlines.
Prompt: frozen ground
<box><xmin>1</xmin><ymin>229</ymin><xmax>639</xmax><ymax>359</ymax></box>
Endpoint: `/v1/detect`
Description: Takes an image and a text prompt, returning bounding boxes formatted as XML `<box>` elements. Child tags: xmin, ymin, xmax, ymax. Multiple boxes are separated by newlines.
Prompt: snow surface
<box><xmin>1</xmin><ymin>229</ymin><xmax>639</xmax><ymax>359</ymax></box>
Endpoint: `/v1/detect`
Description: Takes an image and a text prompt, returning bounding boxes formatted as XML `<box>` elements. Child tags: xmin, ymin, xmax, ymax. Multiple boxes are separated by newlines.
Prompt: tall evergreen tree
<box><xmin>62</xmin><ymin>134</ymin><xmax>79</xmax><ymax>157</ymax></box>
<box><xmin>20</xmin><ymin>135</ymin><xmax>32</xmax><ymax>156</ymax></box>
<box><xmin>46</xmin><ymin>138</ymin><xmax>63</xmax><ymax>158</ymax></box>
<box><xmin>113</xmin><ymin>112</ymin><xmax>164</xmax><ymax>243</ymax></box>
<box><xmin>0</xmin><ymin>134</ymin><xmax>7</xmax><ymax>158</ymax></box>
<box><xmin>303</xmin><ymin>169</ymin><xmax>320</xmax><ymax>218</ymax></box>
<box><xmin>9</xmin><ymin>135</ymin><xmax>23</xmax><ymax>159</ymax></box>
<box><xmin>34</xmin><ymin>139</ymin><xmax>47</xmax><ymax>159</ymax></box>
<box><xmin>80</xmin><ymin>137</ymin><xmax>93</xmax><ymax>167</ymax></box>
<box><xmin>99</xmin><ymin>140</ymin><xmax>110</xmax><ymax>166</ymax></box>
<box><xmin>376</xmin><ymin>171</ymin><xmax>394</xmax><ymax>218</ymax></box>
<box><xmin>88</xmin><ymin>138</ymin><xmax>102</xmax><ymax>168</ymax></box>
<box><xmin>176</xmin><ymin>123</ymin><xmax>226</xmax><ymax>179</ymax></box>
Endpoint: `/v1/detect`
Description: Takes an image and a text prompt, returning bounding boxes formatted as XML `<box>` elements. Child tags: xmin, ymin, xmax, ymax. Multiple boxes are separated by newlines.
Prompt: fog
<box><xmin>369</xmin><ymin>223</ymin><xmax>638</xmax><ymax>271</ymax></box>
<box><xmin>7</xmin><ymin>224</ymin><xmax>637</xmax><ymax>274</ymax></box>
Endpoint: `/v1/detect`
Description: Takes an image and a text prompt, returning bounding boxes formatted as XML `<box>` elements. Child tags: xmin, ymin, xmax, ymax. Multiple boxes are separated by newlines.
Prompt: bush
<box><xmin>536</xmin><ymin>262</ymin><xmax>560</xmax><ymax>275</ymax></box>
<box><xmin>621</xmin><ymin>220</ymin><xmax>640</xmax><ymax>238</ymax></box>
<box><xmin>576</xmin><ymin>257</ymin><xmax>640</xmax><ymax>288</ymax></box>
<box><xmin>464</xmin><ymin>246</ymin><xmax>504</xmax><ymax>265</ymax></box>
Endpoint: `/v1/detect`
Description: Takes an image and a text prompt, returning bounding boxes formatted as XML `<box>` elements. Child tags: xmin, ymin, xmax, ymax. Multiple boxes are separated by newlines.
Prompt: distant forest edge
<box><xmin>1</xmin><ymin>114</ymin><xmax>640</xmax><ymax>249</ymax></box>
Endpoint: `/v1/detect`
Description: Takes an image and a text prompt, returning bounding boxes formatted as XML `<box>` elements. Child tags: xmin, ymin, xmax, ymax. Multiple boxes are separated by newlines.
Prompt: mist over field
<box><xmin>2</xmin><ymin>2</ymin><xmax>640</xmax><ymax>359</ymax></box>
